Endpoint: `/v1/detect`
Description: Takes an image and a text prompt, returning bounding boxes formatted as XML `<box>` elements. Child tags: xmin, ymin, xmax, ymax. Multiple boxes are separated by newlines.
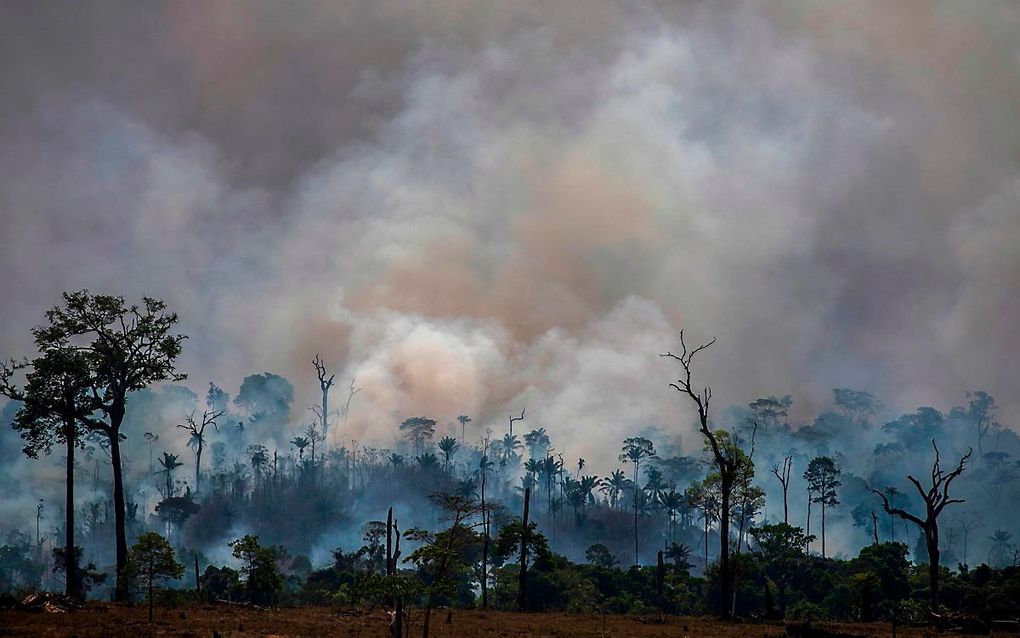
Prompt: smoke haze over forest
<box><xmin>1</xmin><ymin>1</ymin><xmax>1020</xmax><ymax>567</ymax></box>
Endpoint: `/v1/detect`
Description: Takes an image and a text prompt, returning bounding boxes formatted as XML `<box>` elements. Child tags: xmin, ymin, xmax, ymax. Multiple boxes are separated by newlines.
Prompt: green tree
<box><xmin>748</xmin><ymin>522</ymin><xmax>813</xmax><ymax>616</ymax></box>
<box><xmin>1</xmin><ymin>346</ymin><xmax>96</xmax><ymax>599</ymax></box>
<box><xmin>848</xmin><ymin>542</ymin><xmax>909</xmax><ymax>622</ymax></box>
<box><xmin>404</xmin><ymin>494</ymin><xmax>486</xmax><ymax>638</ymax></box>
<box><xmin>127</xmin><ymin>532</ymin><xmax>184</xmax><ymax>623</ymax></box>
<box><xmin>33</xmin><ymin>291</ymin><xmax>186</xmax><ymax>600</ymax></box>
<box><xmin>585</xmin><ymin>543</ymin><xmax>617</xmax><ymax>568</ymax></box>
<box><xmin>229</xmin><ymin>534</ymin><xmax>283</xmax><ymax>606</ymax></box>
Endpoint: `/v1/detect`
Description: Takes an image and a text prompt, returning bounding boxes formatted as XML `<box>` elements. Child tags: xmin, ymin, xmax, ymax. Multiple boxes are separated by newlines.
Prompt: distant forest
<box><xmin>1</xmin><ymin>291</ymin><xmax>1018</xmax><ymax>628</ymax></box>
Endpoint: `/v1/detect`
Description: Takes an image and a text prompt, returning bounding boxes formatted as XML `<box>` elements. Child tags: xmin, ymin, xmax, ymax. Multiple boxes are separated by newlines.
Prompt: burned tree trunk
<box><xmin>312</xmin><ymin>354</ymin><xmax>335</xmax><ymax>446</ymax></box>
<box><xmin>662</xmin><ymin>333</ymin><xmax>748</xmax><ymax>619</ymax></box>
<box><xmin>517</xmin><ymin>487</ymin><xmax>530</xmax><ymax>612</ymax></box>
<box><xmin>870</xmin><ymin>439</ymin><xmax>971</xmax><ymax>609</ymax></box>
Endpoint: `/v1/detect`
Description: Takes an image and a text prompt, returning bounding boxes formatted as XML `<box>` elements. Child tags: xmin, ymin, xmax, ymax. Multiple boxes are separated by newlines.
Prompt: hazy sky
<box><xmin>2</xmin><ymin>1</ymin><xmax>1019</xmax><ymax>470</ymax></box>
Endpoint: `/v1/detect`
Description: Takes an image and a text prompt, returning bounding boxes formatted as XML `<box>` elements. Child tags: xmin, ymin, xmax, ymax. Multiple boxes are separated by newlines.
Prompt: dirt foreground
<box><xmin>0</xmin><ymin>604</ymin><xmax>971</xmax><ymax>637</ymax></box>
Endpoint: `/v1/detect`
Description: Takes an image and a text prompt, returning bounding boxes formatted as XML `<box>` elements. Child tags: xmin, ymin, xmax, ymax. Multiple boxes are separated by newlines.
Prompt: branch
<box><xmin>869</xmin><ymin>486</ymin><xmax>925</xmax><ymax>528</ymax></box>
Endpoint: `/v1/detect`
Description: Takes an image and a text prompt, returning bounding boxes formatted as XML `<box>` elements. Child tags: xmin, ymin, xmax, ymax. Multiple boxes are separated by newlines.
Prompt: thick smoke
<box><xmin>1</xmin><ymin>2</ymin><xmax>1019</xmax><ymax>530</ymax></box>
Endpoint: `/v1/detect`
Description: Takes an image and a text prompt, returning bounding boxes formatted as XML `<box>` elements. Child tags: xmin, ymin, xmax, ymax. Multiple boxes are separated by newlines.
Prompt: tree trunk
<box><xmin>195</xmin><ymin>444</ymin><xmax>202</xmax><ymax>493</ymax></box>
<box><xmin>517</xmin><ymin>487</ymin><xmax>530</xmax><ymax>612</ymax></box>
<box><xmin>821</xmin><ymin>502</ymin><xmax>827</xmax><ymax>558</ymax></box>
<box><xmin>656</xmin><ymin>550</ymin><xmax>665</xmax><ymax>614</ymax></box>
<box><xmin>805</xmin><ymin>492</ymin><xmax>812</xmax><ymax>553</ymax></box>
<box><xmin>719</xmin><ymin>475</ymin><xmax>732</xmax><ymax>618</ymax></box>
<box><xmin>64</xmin><ymin>421</ymin><xmax>78</xmax><ymax>599</ymax></box>
<box><xmin>108</xmin><ymin>410</ymin><xmax>129</xmax><ymax>601</ymax></box>
<box><xmin>926</xmin><ymin>524</ymin><xmax>940</xmax><ymax>608</ymax></box>
<box><xmin>148</xmin><ymin>572</ymin><xmax>154</xmax><ymax>623</ymax></box>
<box><xmin>480</xmin><ymin>473</ymin><xmax>488</xmax><ymax>609</ymax></box>
<box><xmin>633</xmin><ymin>466</ymin><xmax>639</xmax><ymax>565</ymax></box>
<box><xmin>782</xmin><ymin>484</ymin><xmax>788</xmax><ymax>524</ymax></box>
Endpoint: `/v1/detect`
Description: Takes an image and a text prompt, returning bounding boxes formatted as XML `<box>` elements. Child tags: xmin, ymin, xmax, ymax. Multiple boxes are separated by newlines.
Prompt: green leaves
<box><xmin>127</xmin><ymin>532</ymin><xmax>185</xmax><ymax>583</ymax></box>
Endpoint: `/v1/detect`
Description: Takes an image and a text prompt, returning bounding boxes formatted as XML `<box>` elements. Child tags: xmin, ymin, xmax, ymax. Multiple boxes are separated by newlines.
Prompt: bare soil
<box><xmin>0</xmin><ymin>604</ymin><xmax>967</xmax><ymax>637</ymax></box>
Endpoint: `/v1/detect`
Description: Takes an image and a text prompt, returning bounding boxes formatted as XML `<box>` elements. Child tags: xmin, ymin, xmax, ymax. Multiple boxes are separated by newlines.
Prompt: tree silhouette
<box><xmin>399</xmin><ymin>417</ymin><xmax>436</xmax><ymax>456</ymax></box>
<box><xmin>770</xmin><ymin>454</ymin><xmax>793</xmax><ymax>524</ymax></box>
<box><xmin>156</xmin><ymin>452</ymin><xmax>183</xmax><ymax>499</ymax></box>
<box><xmin>804</xmin><ymin>456</ymin><xmax>841</xmax><ymax>558</ymax></box>
<box><xmin>312</xmin><ymin>354</ymin><xmax>335</xmax><ymax>446</ymax></box>
<box><xmin>833</xmin><ymin>388</ymin><xmax>881</xmax><ymax>431</ymax></box>
<box><xmin>523</xmin><ymin>428</ymin><xmax>550</xmax><ymax>459</ymax></box>
<box><xmin>33</xmin><ymin>291</ymin><xmax>186</xmax><ymax>600</ymax></box>
<box><xmin>291</xmin><ymin>436</ymin><xmax>310</xmax><ymax>461</ymax></box>
<box><xmin>177</xmin><ymin>408</ymin><xmax>223</xmax><ymax>493</ymax></box>
<box><xmin>966</xmin><ymin>390</ymin><xmax>998</xmax><ymax>457</ymax></box>
<box><xmin>1</xmin><ymin>346</ymin><xmax>95</xmax><ymax>599</ymax></box>
<box><xmin>620</xmin><ymin>436</ymin><xmax>656</xmax><ymax>565</ymax></box>
<box><xmin>663</xmin><ymin>331</ymin><xmax>756</xmax><ymax>618</ymax></box>
<box><xmin>456</xmin><ymin>414</ymin><xmax>471</xmax><ymax>445</ymax></box>
<box><xmin>987</xmin><ymin>529</ymin><xmax>1014</xmax><ymax>567</ymax></box>
<box><xmin>437</xmin><ymin>436</ymin><xmax>459</xmax><ymax>471</ymax></box>
<box><xmin>869</xmin><ymin>439</ymin><xmax>971</xmax><ymax>607</ymax></box>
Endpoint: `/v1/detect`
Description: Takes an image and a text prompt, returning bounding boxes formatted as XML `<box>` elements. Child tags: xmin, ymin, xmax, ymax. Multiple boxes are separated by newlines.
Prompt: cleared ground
<box><xmin>0</xmin><ymin>604</ymin><xmax>959</xmax><ymax>637</ymax></box>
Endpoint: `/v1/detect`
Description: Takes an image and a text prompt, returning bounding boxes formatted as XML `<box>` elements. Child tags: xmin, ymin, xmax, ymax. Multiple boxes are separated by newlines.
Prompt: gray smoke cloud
<box><xmin>2</xmin><ymin>1</ymin><xmax>1019</xmax><ymax>481</ymax></box>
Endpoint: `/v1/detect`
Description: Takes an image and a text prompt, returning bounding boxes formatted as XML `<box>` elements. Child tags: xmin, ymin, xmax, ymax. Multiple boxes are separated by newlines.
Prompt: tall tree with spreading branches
<box><xmin>33</xmin><ymin>291</ymin><xmax>186</xmax><ymax>600</ymax></box>
<box><xmin>1</xmin><ymin>346</ymin><xmax>96</xmax><ymax>599</ymax></box>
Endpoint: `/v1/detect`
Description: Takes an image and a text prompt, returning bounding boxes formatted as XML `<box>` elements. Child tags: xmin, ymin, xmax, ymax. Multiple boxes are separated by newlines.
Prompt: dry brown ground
<box><xmin>0</xmin><ymin>604</ymin><xmax>974</xmax><ymax>637</ymax></box>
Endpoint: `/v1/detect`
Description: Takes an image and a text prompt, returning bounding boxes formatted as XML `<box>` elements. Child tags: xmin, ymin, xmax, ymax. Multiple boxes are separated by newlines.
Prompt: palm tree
<box><xmin>156</xmin><ymin>452</ymin><xmax>183</xmax><ymax>499</ymax></box>
<box><xmin>660</xmin><ymin>488</ymin><xmax>685</xmax><ymax>544</ymax></box>
<box><xmin>500</xmin><ymin>433</ymin><xmax>522</xmax><ymax>464</ymax></box>
<box><xmin>416</xmin><ymin>452</ymin><xmax>440</xmax><ymax>473</ymax></box>
<box><xmin>456</xmin><ymin>415</ymin><xmax>471</xmax><ymax>445</ymax></box>
<box><xmin>523</xmin><ymin>428</ymin><xmax>550</xmax><ymax>459</ymax></box>
<box><xmin>665</xmin><ymin>542</ymin><xmax>694</xmax><ymax>571</ymax></box>
<box><xmin>247</xmin><ymin>444</ymin><xmax>269</xmax><ymax>486</ymax></box>
<box><xmin>988</xmin><ymin>529</ymin><xmax>1014</xmax><ymax>567</ymax></box>
<box><xmin>601</xmin><ymin>469</ymin><xmax>629</xmax><ymax>510</ymax></box>
<box><xmin>437</xmin><ymin>436</ymin><xmax>459</xmax><ymax>471</ymax></box>
<box><xmin>387</xmin><ymin>452</ymin><xmax>404</xmax><ymax>475</ymax></box>
<box><xmin>291</xmin><ymin>436</ymin><xmax>310</xmax><ymax>461</ymax></box>
<box><xmin>644</xmin><ymin>465</ymin><xmax>667</xmax><ymax>505</ymax></box>
<box><xmin>564</xmin><ymin>477</ymin><xmax>586</xmax><ymax>526</ymax></box>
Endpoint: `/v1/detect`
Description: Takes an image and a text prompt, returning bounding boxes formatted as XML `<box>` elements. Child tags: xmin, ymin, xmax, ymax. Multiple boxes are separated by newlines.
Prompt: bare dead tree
<box><xmin>312</xmin><ymin>354</ymin><xmax>336</xmax><ymax>447</ymax></box>
<box><xmin>509</xmin><ymin>408</ymin><xmax>525</xmax><ymax>436</ymax></box>
<box><xmin>341</xmin><ymin>378</ymin><xmax>362</xmax><ymax>428</ymax></box>
<box><xmin>662</xmin><ymin>331</ymin><xmax>745</xmax><ymax>619</ymax></box>
<box><xmin>177</xmin><ymin>409</ymin><xmax>224</xmax><ymax>493</ymax></box>
<box><xmin>869</xmin><ymin>439</ymin><xmax>972</xmax><ymax>608</ymax></box>
<box><xmin>771</xmin><ymin>455</ymin><xmax>793</xmax><ymax>524</ymax></box>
